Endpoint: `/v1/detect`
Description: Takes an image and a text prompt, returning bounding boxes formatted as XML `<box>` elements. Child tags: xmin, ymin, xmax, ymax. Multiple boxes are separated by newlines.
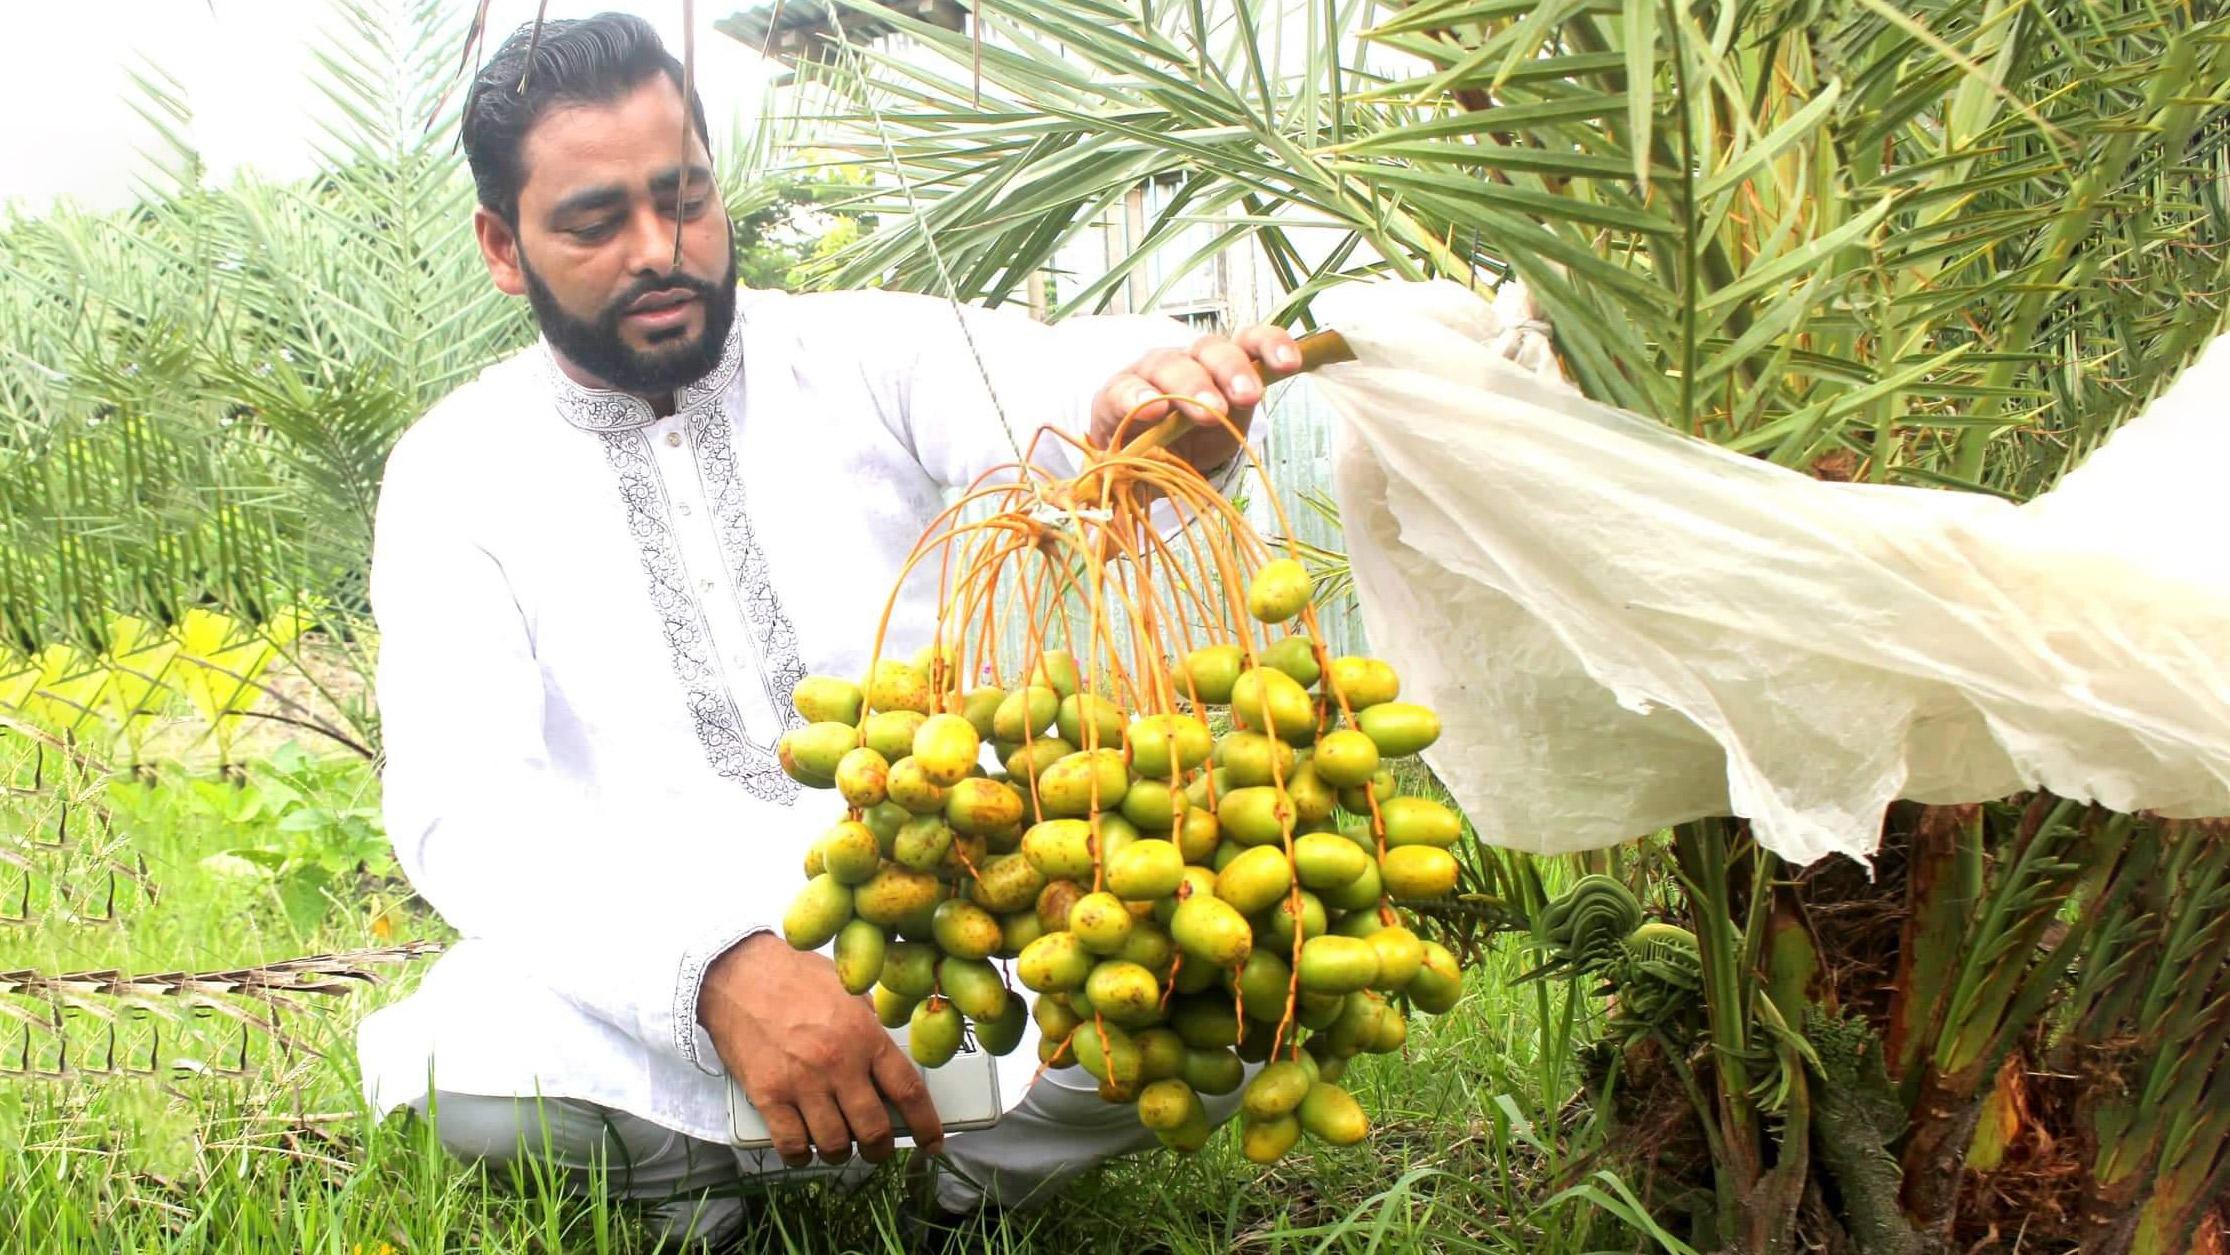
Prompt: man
<box><xmin>355</xmin><ymin>13</ymin><xmax>1301</xmax><ymax>1250</ymax></box>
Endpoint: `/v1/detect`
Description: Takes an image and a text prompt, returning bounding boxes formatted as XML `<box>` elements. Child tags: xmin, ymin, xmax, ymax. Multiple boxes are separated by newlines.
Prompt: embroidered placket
<box><xmin>661</xmin><ymin>411</ymin><xmax>786</xmax><ymax>745</ymax></box>
<box><xmin>551</xmin><ymin>329</ymin><xmax>806</xmax><ymax>804</ymax></box>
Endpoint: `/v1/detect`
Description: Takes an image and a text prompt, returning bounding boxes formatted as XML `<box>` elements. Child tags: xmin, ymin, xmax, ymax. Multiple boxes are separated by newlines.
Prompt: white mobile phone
<box><xmin>726</xmin><ymin>1025</ymin><xmax>1003</xmax><ymax>1149</ymax></box>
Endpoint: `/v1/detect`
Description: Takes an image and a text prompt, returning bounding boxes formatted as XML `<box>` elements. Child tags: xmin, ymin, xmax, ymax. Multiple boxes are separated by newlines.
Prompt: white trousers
<box><xmin>408</xmin><ymin>1066</ymin><xmax>1244</xmax><ymax>1248</ymax></box>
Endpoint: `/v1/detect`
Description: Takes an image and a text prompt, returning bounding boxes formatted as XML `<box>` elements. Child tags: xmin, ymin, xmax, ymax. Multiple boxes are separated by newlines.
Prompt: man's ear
<box><xmin>475</xmin><ymin>206</ymin><xmax>527</xmax><ymax>297</ymax></box>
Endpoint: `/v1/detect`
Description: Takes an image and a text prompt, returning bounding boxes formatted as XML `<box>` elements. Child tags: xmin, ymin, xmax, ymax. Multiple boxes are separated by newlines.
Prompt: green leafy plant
<box><xmin>190</xmin><ymin>742</ymin><xmax>392</xmax><ymax>942</ymax></box>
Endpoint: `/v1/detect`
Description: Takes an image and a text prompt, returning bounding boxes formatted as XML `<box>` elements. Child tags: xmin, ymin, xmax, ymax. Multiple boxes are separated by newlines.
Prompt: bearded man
<box><xmin>355</xmin><ymin>12</ymin><xmax>1299</xmax><ymax>1251</ymax></box>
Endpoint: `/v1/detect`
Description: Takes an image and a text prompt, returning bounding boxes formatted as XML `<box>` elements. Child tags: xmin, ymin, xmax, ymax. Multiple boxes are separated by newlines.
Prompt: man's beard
<box><xmin>520</xmin><ymin>233</ymin><xmax>739</xmax><ymax>396</ymax></box>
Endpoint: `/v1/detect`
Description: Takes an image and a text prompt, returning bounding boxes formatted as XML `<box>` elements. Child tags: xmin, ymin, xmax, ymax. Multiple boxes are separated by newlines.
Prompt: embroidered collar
<box><xmin>543</xmin><ymin>315</ymin><xmax>745</xmax><ymax>432</ymax></box>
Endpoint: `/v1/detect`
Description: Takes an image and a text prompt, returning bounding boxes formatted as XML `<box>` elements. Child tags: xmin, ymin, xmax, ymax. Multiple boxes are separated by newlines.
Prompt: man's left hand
<box><xmin>1090</xmin><ymin>325</ymin><xmax>1304</xmax><ymax>473</ymax></box>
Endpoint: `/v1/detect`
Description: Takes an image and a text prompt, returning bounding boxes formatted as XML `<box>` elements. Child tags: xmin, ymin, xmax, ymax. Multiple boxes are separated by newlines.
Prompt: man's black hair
<box><xmin>461</xmin><ymin>13</ymin><xmax>713</xmax><ymax>225</ymax></box>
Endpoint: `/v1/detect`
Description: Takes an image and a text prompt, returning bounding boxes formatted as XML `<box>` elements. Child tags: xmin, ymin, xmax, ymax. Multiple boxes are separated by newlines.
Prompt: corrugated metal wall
<box><xmin>1255</xmin><ymin>376</ymin><xmax>1366</xmax><ymax>657</ymax></box>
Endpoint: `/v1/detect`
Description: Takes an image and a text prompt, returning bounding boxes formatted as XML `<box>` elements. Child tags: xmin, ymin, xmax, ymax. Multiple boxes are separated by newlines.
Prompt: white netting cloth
<box><xmin>1314</xmin><ymin>278</ymin><xmax>2230</xmax><ymax>866</ymax></box>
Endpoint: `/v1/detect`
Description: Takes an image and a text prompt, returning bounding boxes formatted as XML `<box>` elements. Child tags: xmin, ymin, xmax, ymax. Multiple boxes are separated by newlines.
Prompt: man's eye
<box><xmin>568</xmin><ymin>220</ymin><xmax>618</xmax><ymax>242</ymax></box>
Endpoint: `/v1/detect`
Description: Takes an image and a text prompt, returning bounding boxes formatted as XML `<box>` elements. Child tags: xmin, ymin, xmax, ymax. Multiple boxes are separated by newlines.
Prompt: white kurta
<box><xmin>356</xmin><ymin>288</ymin><xmax>1199</xmax><ymax>1144</ymax></box>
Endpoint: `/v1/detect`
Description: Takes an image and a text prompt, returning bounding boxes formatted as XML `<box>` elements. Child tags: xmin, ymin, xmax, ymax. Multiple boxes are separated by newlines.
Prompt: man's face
<box><xmin>475</xmin><ymin>76</ymin><xmax>737</xmax><ymax>395</ymax></box>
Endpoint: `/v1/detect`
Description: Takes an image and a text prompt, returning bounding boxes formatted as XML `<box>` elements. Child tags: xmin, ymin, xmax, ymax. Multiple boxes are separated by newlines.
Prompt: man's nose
<box><xmin>618</xmin><ymin>202</ymin><xmax>683</xmax><ymax>278</ymax></box>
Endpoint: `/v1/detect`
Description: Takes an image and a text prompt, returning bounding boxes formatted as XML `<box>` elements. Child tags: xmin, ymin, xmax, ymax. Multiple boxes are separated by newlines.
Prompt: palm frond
<box><xmin>778</xmin><ymin>0</ymin><xmax>2227</xmax><ymax>492</ymax></box>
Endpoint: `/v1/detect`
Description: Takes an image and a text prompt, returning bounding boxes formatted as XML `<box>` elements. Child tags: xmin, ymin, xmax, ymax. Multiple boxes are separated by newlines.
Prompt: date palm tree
<box><xmin>757</xmin><ymin>1</ymin><xmax>2230</xmax><ymax>1249</ymax></box>
<box><xmin>0</xmin><ymin>0</ymin><xmax>526</xmax><ymax>762</ymax></box>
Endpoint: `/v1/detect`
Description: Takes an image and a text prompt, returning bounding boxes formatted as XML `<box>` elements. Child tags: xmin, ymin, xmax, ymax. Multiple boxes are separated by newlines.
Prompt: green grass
<box><xmin>0</xmin><ymin>741</ymin><xmax>1651</xmax><ymax>1254</ymax></box>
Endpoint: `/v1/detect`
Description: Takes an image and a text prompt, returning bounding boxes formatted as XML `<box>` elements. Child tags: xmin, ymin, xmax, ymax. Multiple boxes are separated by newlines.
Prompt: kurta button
<box><xmin>700</xmin><ymin>578</ymin><xmax>715</xmax><ymax>592</ymax></box>
<box><xmin>677</xmin><ymin>502</ymin><xmax>692</xmax><ymax>516</ymax></box>
<box><xmin>665</xmin><ymin>432</ymin><xmax>682</xmax><ymax>447</ymax></box>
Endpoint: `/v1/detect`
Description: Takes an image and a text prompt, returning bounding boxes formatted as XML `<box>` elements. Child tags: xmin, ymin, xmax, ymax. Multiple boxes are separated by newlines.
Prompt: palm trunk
<box><xmin>1883</xmin><ymin>805</ymin><xmax>1978</xmax><ymax>1107</ymax></box>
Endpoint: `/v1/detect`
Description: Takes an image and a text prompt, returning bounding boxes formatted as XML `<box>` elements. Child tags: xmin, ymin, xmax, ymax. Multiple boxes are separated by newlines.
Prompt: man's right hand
<box><xmin>698</xmin><ymin>931</ymin><xmax>944</xmax><ymax>1166</ymax></box>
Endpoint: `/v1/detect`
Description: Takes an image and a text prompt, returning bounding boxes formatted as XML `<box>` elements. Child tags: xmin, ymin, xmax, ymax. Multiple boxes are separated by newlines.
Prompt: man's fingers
<box><xmin>758</xmin><ymin>1100</ymin><xmax>813</xmax><ymax>1168</ymax></box>
<box><xmin>872</xmin><ymin>1039</ymin><xmax>945</xmax><ymax>1155</ymax></box>
<box><xmin>798</xmin><ymin>1093</ymin><xmax>855</xmax><ymax>1165</ymax></box>
<box><xmin>1237</xmin><ymin>323</ymin><xmax>1304</xmax><ymax>375</ymax></box>
<box><xmin>1096</xmin><ymin>328</ymin><xmax>1296</xmax><ymax>452</ymax></box>
<box><xmin>1097</xmin><ymin>370</ymin><xmax>1171</xmax><ymax>442</ymax></box>
<box><xmin>834</xmin><ymin>1074</ymin><xmax>897</xmax><ymax>1164</ymax></box>
<box><xmin>1192</xmin><ymin>336</ymin><xmax>1263</xmax><ymax>407</ymax></box>
<box><xmin>1138</xmin><ymin>352</ymin><xmax>1226</xmax><ymax>428</ymax></box>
